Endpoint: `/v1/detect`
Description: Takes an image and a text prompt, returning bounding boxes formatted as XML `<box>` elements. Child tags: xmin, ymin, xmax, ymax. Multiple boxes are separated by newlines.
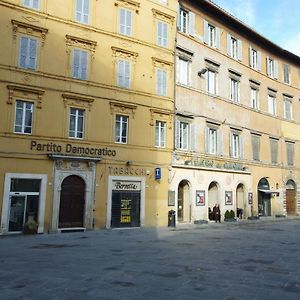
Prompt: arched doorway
<box><xmin>177</xmin><ymin>180</ymin><xmax>190</xmax><ymax>222</ymax></box>
<box><xmin>59</xmin><ymin>175</ymin><xmax>85</xmax><ymax>228</ymax></box>
<box><xmin>258</xmin><ymin>178</ymin><xmax>271</xmax><ymax>216</ymax></box>
<box><xmin>286</xmin><ymin>179</ymin><xmax>297</xmax><ymax>216</ymax></box>
<box><xmin>236</xmin><ymin>183</ymin><xmax>245</xmax><ymax>218</ymax></box>
<box><xmin>208</xmin><ymin>181</ymin><xmax>219</xmax><ymax>209</ymax></box>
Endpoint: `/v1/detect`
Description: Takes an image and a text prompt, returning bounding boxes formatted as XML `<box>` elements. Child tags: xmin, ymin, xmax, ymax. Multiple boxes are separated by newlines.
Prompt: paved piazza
<box><xmin>1</xmin><ymin>219</ymin><xmax>300</xmax><ymax>299</ymax></box>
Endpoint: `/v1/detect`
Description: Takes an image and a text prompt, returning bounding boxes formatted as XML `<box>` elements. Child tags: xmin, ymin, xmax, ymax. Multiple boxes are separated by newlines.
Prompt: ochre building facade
<box><xmin>0</xmin><ymin>0</ymin><xmax>177</xmax><ymax>234</ymax></box>
<box><xmin>170</xmin><ymin>0</ymin><xmax>300</xmax><ymax>223</ymax></box>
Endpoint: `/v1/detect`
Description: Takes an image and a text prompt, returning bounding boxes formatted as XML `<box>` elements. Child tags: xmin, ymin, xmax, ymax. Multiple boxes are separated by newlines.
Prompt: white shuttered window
<box><xmin>119</xmin><ymin>8</ymin><xmax>132</xmax><ymax>36</ymax></box>
<box><xmin>117</xmin><ymin>60</ymin><xmax>131</xmax><ymax>88</ymax></box>
<box><xmin>19</xmin><ymin>36</ymin><xmax>37</xmax><ymax>70</ymax></box>
<box><xmin>23</xmin><ymin>0</ymin><xmax>39</xmax><ymax>9</ymax></box>
<box><xmin>156</xmin><ymin>69</ymin><xmax>167</xmax><ymax>96</ymax></box>
<box><xmin>72</xmin><ymin>49</ymin><xmax>88</xmax><ymax>80</ymax></box>
<box><xmin>157</xmin><ymin>21</ymin><xmax>168</xmax><ymax>47</ymax></box>
<box><xmin>76</xmin><ymin>0</ymin><xmax>90</xmax><ymax>24</ymax></box>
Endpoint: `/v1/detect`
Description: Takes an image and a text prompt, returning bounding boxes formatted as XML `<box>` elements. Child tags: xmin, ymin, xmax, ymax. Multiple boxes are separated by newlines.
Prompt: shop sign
<box><xmin>108</xmin><ymin>166</ymin><xmax>146</xmax><ymax>176</ymax></box>
<box><xmin>30</xmin><ymin>140</ymin><xmax>116</xmax><ymax>157</ymax></box>
<box><xmin>183</xmin><ymin>158</ymin><xmax>245</xmax><ymax>171</ymax></box>
<box><xmin>112</xmin><ymin>181</ymin><xmax>141</xmax><ymax>191</ymax></box>
<box><xmin>155</xmin><ymin>168</ymin><xmax>161</xmax><ymax>180</ymax></box>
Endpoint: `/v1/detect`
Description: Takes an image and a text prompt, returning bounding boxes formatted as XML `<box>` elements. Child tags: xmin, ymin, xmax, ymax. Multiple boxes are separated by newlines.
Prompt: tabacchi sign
<box><xmin>30</xmin><ymin>140</ymin><xmax>117</xmax><ymax>157</ymax></box>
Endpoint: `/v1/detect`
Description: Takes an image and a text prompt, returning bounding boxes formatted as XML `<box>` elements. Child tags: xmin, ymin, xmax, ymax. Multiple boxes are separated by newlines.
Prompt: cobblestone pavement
<box><xmin>1</xmin><ymin>219</ymin><xmax>300</xmax><ymax>300</ymax></box>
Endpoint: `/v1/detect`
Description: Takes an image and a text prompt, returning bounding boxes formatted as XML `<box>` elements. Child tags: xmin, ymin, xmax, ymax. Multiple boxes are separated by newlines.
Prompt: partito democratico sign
<box><xmin>30</xmin><ymin>140</ymin><xmax>116</xmax><ymax>157</ymax></box>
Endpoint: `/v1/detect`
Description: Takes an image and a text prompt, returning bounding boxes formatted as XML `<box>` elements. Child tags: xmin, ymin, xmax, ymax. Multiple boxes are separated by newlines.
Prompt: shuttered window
<box><xmin>270</xmin><ymin>138</ymin><xmax>278</xmax><ymax>164</ymax></box>
<box><xmin>230</xmin><ymin>78</ymin><xmax>239</xmax><ymax>102</ymax></box>
<box><xmin>249</xmin><ymin>47</ymin><xmax>261</xmax><ymax>71</ymax></box>
<box><xmin>178</xmin><ymin>8</ymin><xmax>195</xmax><ymax>36</ymax></box>
<box><xmin>72</xmin><ymin>49</ymin><xmax>88</xmax><ymax>80</ymax></box>
<box><xmin>175</xmin><ymin>120</ymin><xmax>195</xmax><ymax>151</ymax></box>
<box><xmin>230</xmin><ymin>133</ymin><xmax>244</xmax><ymax>159</ymax></box>
<box><xmin>286</xmin><ymin>142</ymin><xmax>294</xmax><ymax>166</ymax></box>
<box><xmin>76</xmin><ymin>0</ymin><xmax>89</xmax><ymax>24</ymax></box>
<box><xmin>283</xmin><ymin>64</ymin><xmax>291</xmax><ymax>84</ymax></box>
<box><xmin>157</xmin><ymin>21</ymin><xmax>168</xmax><ymax>47</ymax></box>
<box><xmin>204</xmin><ymin>20</ymin><xmax>220</xmax><ymax>49</ymax></box>
<box><xmin>251</xmin><ymin>134</ymin><xmax>260</xmax><ymax>161</ymax></box>
<box><xmin>119</xmin><ymin>8</ymin><xmax>132</xmax><ymax>36</ymax></box>
<box><xmin>227</xmin><ymin>35</ymin><xmax>242</xmax><ymax>60</ymax></box>
<box><xmin>23</xmin><ymin>0</ymin><xmax>39</xmax><ymax>9</ymax></box>
<box><xmin>14</xmin><ymin>100</ymin><xmax>33</xmax><ymax>134</ymax></box>
<box><xmin>156</xmin><ymin>68</ymin><xmax>167</xmax><ymax>96</ymax></box>
<box><xmin>266</xmin><ymin>57</ymin><xmax>278</xmax><ymax>79</ymax></box>
<box><xmin>284</xmin><ymin>97</ymin><xmax>292</xmax><ymax>120</ymax></box>
<box><xmin>19</xmin><ymin>36</ymin><xmax>37</xmax><ymax>70</ymax></box>
<box><xmin>117</xmin><ymin>60</ymin><xmax>131</xmax><ymax>88</ymax></box>
<box><xmin>207</xmin><ymin>70</ymin><xmax>216</xmax><ymax>94</ymax></box>
<box><xmin>205</xmin><ymin>127</ymin><xmax>222</xmax><ymax>155</ymax></box>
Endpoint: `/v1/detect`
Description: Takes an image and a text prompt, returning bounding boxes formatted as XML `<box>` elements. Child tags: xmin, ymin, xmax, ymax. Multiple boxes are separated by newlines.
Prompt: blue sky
<box><xmin>211</xmin><ymin>0</ymin><xmax>300</xmax><ymax>56</ymax></box>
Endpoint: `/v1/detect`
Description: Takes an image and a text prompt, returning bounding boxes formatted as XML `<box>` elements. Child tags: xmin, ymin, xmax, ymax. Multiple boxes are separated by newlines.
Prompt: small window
<box><xmin>207</xmin><ymin>69</ymin><xmax>216</xmax><ymax>94</ymax></box>
<box><xmin>23</xmin><ymin>0</ymin><xmax>39</xmax><ymax>10</ymax></box>
<box><xmin>155</xmin><ymin>120</ymin><xmax>166</xmax><ymax>148</ymax></box>
<box><xmin>157</xmin><ymin>20</ymin><xmax>168</xmax><ymax>47</ymax></box>
<box><xmin>177</xmin><ymin>57</ymin><xmax>189</xmax><ymax>85</ymax></box>
<box><xmin>179</xmin><ymin>8</ymin><xmax>189</xmax><ymax>34</ymax></box>
<box><xmin>69</xmin><ymin>108</ymin><xmax>84</xmax><ymax>139</ymax></box>
<box><xmin>119</xmin><ymin>8</ymin><xmax>132</xmax><ymax>36</ymax></box>
<box><xmin>230</xmin><ymin>78</ymin><xmax>239</xmax><ymax>102</ymax></box>
<box><xmin>178</xmin><ymin>121</ymin><xmax>189</xmax><ymax>150</ymax></box>
<box><xmin>72</xmin><ymin>49</ymin><xmax>88</xmax><ymax>80</ymax></box>
<box><xmin>251</xmin><ymin>88</ymin><xmax>259</xmax><ymax>110</ymax></box>
<box><xmin>267</xmin><ymin>57</ymin><xmax>278</xmax><ymax>79</ymax></box>
<box><xmin>249</xmin><ymin>47</ymin><xmax>261</xmax><ymax>71</ymax></box>
<box><xmin>156</xmin><ymin>68</ymin><xmax>167</xmax><ymax>96</ymax></box>
<box><xmin>14</xmin><ymin>100</ymin><xmax>33</xmax><ymax>134</ymax></box>
<box><xmin>115</xmin><ymin>114</ymin><xmax>128</xmax><ymax>144</ymax></box>
<box><xmin>227</xmin><ymin>35</ymin><xmax>241</xmax><ymax>60</ymax></box>
<box><xmin>268</xmin><ymin>95</ymin><xmax>276</xmax><ymax>116</ymax></box>
<box><xmin>207</xmin><ymin>127</ymin><xmax>217</xmax><ymax>154</ymax></box>
<box><xmin>75</xmin><ymin>0</ymin><xmax>90</xmax><ymax>24</ymax></box>
<box><xmin>117</xmin><ymin>60</ymin><xmax>131</xmax><ymax>88</ymax></box>
<box><xmin>19</xmin><ymin>36</ymin><xmax>38</xmax><ymax>70</ymax></box>
<box><xmin>208</xmin><ymin>24</ymin><xmax>216</xmax><ymax>47</ymax></box>
<box><xmin>230</xmin><ymin>133</ymin><xmax>243</xmax><ymax>159</ymax></box>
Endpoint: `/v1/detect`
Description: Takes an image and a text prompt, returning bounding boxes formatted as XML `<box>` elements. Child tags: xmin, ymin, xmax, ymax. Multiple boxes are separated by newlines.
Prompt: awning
<box><xmin>258</xmin><ymin>189</ymin><xmax>280</xmax><ymax>195</ymax></box>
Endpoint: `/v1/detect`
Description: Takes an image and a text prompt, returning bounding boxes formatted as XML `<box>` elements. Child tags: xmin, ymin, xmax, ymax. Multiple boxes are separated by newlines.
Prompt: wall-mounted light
<box><xmin>198</xmin><ymin>68</ymin><xmax>207</xmax><ymax>76</ymax></box>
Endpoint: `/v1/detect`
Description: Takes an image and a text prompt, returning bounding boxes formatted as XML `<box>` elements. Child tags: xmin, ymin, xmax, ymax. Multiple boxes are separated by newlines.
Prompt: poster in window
<box><xmin>196</xmin><ymin>190</ymin><xmax>205</xmax><ymax>206</ymax></box>
<box><xmin>225</xmin><ymin>191</ymin><xmax>233</xmax><ymax>205</ymax></box>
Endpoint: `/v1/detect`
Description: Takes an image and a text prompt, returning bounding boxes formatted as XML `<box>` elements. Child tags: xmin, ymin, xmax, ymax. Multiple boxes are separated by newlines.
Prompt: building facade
<box><xmin>0</xmin><ymin>0</ymin><xmax>177</xmax><ymax>234</ymax></box>
<box><xmin>170</xmin><ymin>0</ymin><xmax>300</xmax><ymax>223</ymax></box>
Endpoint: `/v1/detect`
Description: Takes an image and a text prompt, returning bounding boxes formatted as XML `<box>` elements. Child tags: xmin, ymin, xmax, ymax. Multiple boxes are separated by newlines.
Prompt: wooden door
<box><xmin>59</xmin><ymin>175</ymin><xmax>85</xmax><ymax>228</ymax></box>
<box><xmin>286</xmin><ymin>189</ymin><xmax>296</xmax><ymax>215</ymax></box>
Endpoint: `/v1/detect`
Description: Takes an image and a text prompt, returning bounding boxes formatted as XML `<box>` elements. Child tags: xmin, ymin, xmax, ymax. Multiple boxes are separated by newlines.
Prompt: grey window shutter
<box><xmin>175</xmin><ymin>120</ymin><xmax>180</xmax><ymax>149</ymax></box>
<box><xmin>189</xmin><ymin>12</ymin><xmax>195</xmax><ymax>36</ymax></box>
<box><xmin>251</xmin><ymin>135</ymin><xmax>260</xmax><ymax>161</ymax></box>
<box><xmin>257</xmin><ymin>51</ymin><xmax>262</xmax><ymax>71</ymax></box>
<box><xmin>190</xmin><ymin>124</ymin><xmax>196</xmax><ymax>151</ymax></box>
<box><xmin>274</xmin><ymin>60</ymin><xmax>278</xmax><ymax>79</ymax></box>
<box><xmin>83</xmin><ymin>0</ymin><xmax>89</xmax><ymax>23</ymax></box>
<box><xmin>33</xmin><ymin>0</ymin><xmax>39</xmax><ymax>9</ymax></box>
<box><xmin>249</xmin><ymin>46</ymin><xmax>252</xmax><ymax>66</ymax></box>
<box><xmin>19</xmin><ymin>36</ymin><xmax>28</xmax><ymax>68</ymax></box>
<box><xmin>81</xmin><ymin>51</ymin><xmax>88</xmax><ymax>80</ymax></box>
<box><xmin>125</xmin><ymin>61</ymin><xmax>130</xmax><ymax>87</ymax></box>
<box><xmin>237</xmin><ymin>39</ymin><xmax>242</xmax><ymax>61</ymax></box>
<box><xmin>270</xmin><ymin>139</ymin><xmax>278</xmax><ymax>164</ymax></box>
<box><xmin>240</xmin><ymin>136</ymin><xmax>244</xmax><ymax>159</ymax></box>
<box><xmin>203</xmin><ymin>20</ymin><xmax>208</xmax><ymax>44</ymax></box>
<box><xmin>205</xmin><ymin>127</ymin><xmax>209</xmax><ymax>153</ymax></box>
<box><xmin>72</xmin><ymin>49</ymin><xmax>80</xmax><ymax>78</ymax></box>
<box><xmin>287</xmin><ymin>142</ymin><xmax>294</xmax><ymax>166</ymax></box>
<box><xmin>229</xmin><ymin>133</ymin><xmax>233</xmax><ymax>157</ymax></box>
<box><xmin>266</xmin><ymin>56</ymin><xmax>270</xmax><ymax>75</ymax></box>
<box><xmin>227</xmin><ymin>34</ymin><xmax>231</xmax><ymax>55</ymax></box>
<box><xmin>217</xmin><ymin>129</ymin><xmax>223</xmax><ymax>155</ymax></box>
<box><xmin>76</xmin><ymin>0</ymin><xmax>82</xmax><ymax>21</ymax></box>
<box><xmin>177</xmin><ymin>6</ymin><xmax>181</xmax><ymax>29</ymax></box>
<box><xmin>215</xmin><ymin>27</ymin><xmax>220</xmax><ymax>49</ymax></box>
<box><xmin>29</xmin><ymin>38</ymin><xmax>37</xmax><ymax>69</ymax></box>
